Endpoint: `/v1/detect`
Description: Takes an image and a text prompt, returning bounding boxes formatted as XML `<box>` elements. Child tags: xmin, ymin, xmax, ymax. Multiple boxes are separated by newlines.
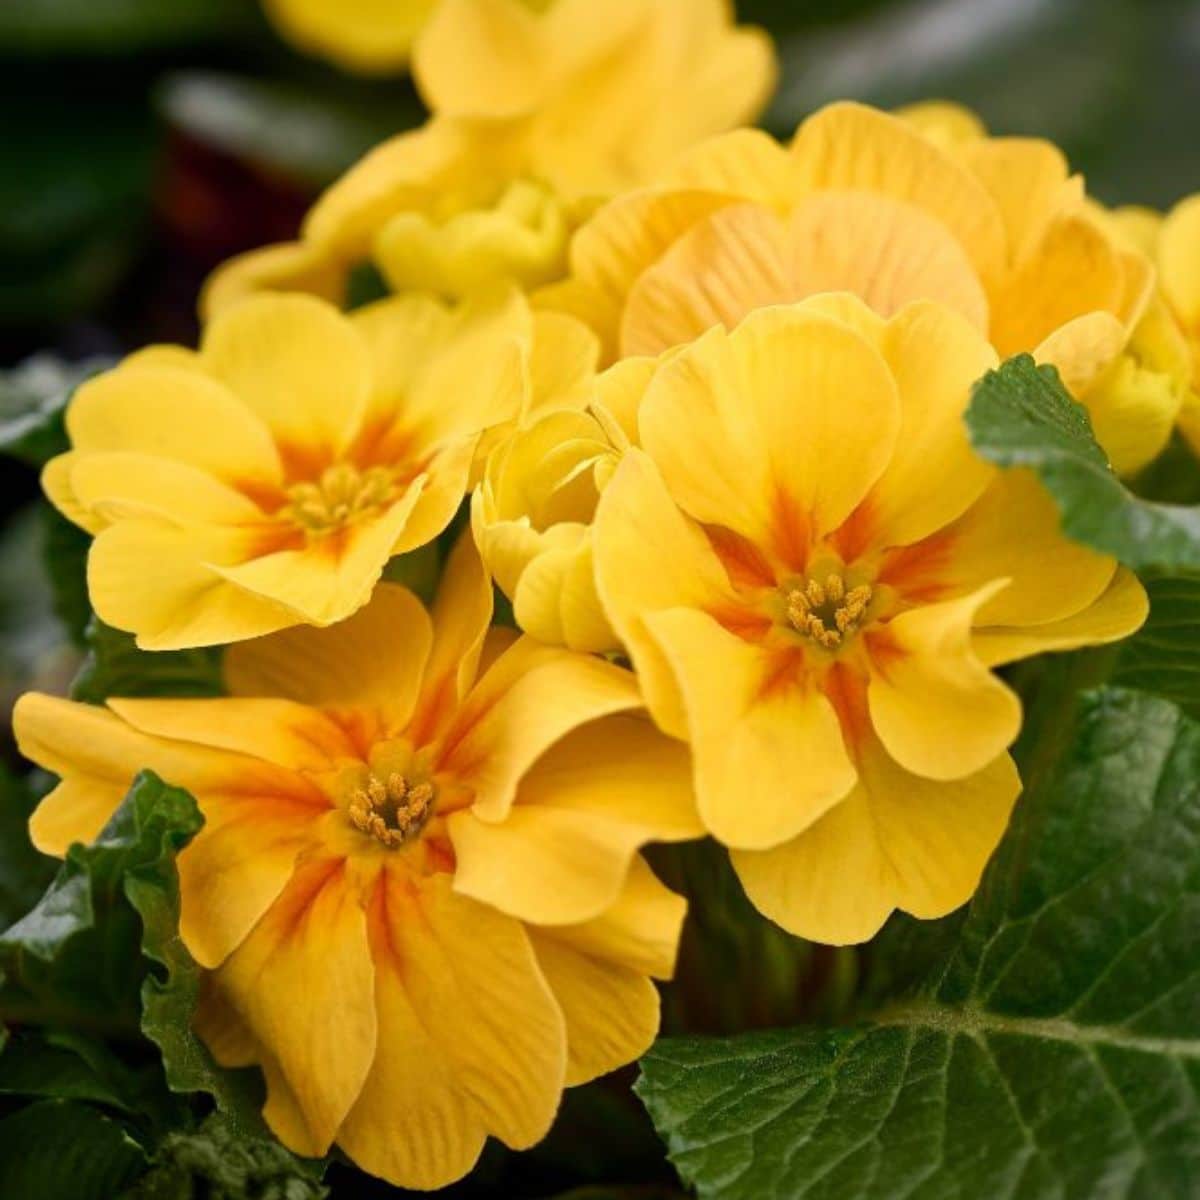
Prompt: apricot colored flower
<box><xmin>204</xmin><ymin>0</ymin><xmax>775</xmax><ymax>314</ymax></box>
<box><xmin>42</xmin><ymin>289</ymin><xmax>533</xmax><ymax>649</ymax></box>
<box><xmin>592</xmin><ymin>297</ymin><xmax>1147</xmax><ymax>944</ymax></box>
<box><xmin>263</xmin><ymin>0</ymin><xmax>438</xmax><ymax>73</ymax></box>
<box><xmin>14</xmin><ymin>538</ymin><xmax>700</xmax><ymax>1189</ymax></box>
<box><xmin>1104</xmin><ymin>195</ymin><xmax>1200</xmax><ymax>459</ymax></box>
<box><xmin>546</xmin><ymin>100</ymin><xmax>1161</xmax><ymax>470</ymax></box>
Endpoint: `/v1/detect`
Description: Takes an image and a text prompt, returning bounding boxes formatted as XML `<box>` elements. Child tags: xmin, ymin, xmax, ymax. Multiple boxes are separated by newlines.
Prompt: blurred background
<box><xmin>1</xmin><ymin>0</ymin><xmax>1198</xmax><ymax>819</ymax></box>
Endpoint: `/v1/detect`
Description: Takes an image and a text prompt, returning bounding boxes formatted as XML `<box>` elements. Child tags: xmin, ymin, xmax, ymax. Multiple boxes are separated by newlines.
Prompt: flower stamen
<box><xmin>786</xmin><ymin>574</ymin><xmax>872</xmax><ymax>649</ymax></box>
<box><xmin>347</xmin><ymin>772</ymin><xmax>436</xmax><ymax>848</ymax></box>
<box><xmin>284</xmin><ymin>463</ymin><xmax>395</xmax><ymax>536</ymax></box>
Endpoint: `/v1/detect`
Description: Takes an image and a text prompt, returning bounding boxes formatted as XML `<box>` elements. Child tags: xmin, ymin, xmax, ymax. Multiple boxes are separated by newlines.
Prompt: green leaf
<box><xmin>0</xmin><ymin>772</ymin><xmax>201</xmax><ymax>1039</ymax></box>
<box><xmin>0</xmin><ymin>1099</ymin><xmax>146</xmax><ymax>1199</ymax></box>
<box><xmin>122</xmin><ymin>1113</ymin><xmax>329</xmax><ymax>1200</ymax></box>
<box><xmin>637</xmin><ymin>687</ymin><xmax>1200</xmax><ymax>1199</ymax></box>
<box><xmin>0</xmin><ymin>354</ymin><xmax>112</xmax><ymax>466</ymax></box>
<box><xmin>72</xmin><ymin>617</ymin><xmax>224</xmax><ymax>705</ymax></box>
<box><xmin>1112</xmin><ymin>576</ymin><xmax>1200</xmax><ymax>721</ymax></box>
<box><xmin>966</xmin><ymin>355</ymin><xmax>1200</xmax><ymax>573</ymax></box>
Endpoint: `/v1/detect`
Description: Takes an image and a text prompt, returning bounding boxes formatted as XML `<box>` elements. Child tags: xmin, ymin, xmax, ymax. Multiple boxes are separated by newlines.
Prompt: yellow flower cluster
<box><xmin>16</xmin><ymin>4</ymin><xmax>1188</xmax><ymax>1190</ymax></box>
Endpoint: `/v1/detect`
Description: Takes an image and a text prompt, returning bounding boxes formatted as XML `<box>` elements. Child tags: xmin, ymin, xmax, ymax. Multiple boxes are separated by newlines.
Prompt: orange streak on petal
<box><xmin>768</xmin><ymin>484</ymin><xmax>811</xmax><ymax>576</ymax></box>
<box><xmin>830</xmin><ymin>498</ymin><xmax>878</xmax><ymax>564</ymax></box>
<box><xmin>705</xmin><ymin>601</ymin><xmax>773</xmax><ymax>643</ymax></box>
<box><xmin>704</xmin><ymin>524</ymin><xmax>777</xmax><ymax>590</ymax></box>
<box><xmin>822</xmin><ymin>659</ymin><xmax>872</xmax><ymax>757</ymax></box>
<box><xmin>877</xmin><ymin>530</ymin><xmax>957</xmax><ymax>602</ymax></box>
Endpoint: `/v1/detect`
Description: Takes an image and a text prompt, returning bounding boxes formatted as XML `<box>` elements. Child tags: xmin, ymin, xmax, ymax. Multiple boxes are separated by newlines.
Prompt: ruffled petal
<box><xmin>734</xmin><ymin>744</ymin><xmax>1019</xmax><ymax>943</ymax></box>
<box><xmin>645</xmin><ymin>607</ymin><xmax>857</xmax><ymax>850</ymax></box>
<box><xmin>448</xmin><ymin>712</ymin><xmax>699</xmax><ymax>924</ymax></box>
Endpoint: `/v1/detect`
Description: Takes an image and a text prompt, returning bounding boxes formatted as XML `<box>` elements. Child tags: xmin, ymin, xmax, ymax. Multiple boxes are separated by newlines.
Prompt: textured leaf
<box><xmin>122</xmin><ymin>1113</ymin><xmax>329</xmax><ymax>1200</ymax></box>
<box><xmin>0</xmin><ymin>1028</ymin><xmax>145</xmax><ymax>1111</ymax></box>
<box><xmin>1113</xmin><ymin>577</ymin><xmax>1200</xmax><ymax>721</ymax></box>
<box><xmin>0</xmin><ymin>772</ymin><xmax>201</xmax><ymax>1039</ymax></box>
<box><xmin>72</xmin><ymin>617</ymin><xmax>224</xmax><ymax>705</ymax></box>
<box><xmin>966</xmin><ymin>355</ymin><xmax>1200</xmax><ymax>573</ymax></box>
<box><xmin>638</xmin><ymin>688</ymin><xmax>1200</xmax><ymax>1199</ymax></box>
<box><xmin>0</xmin><ymin>1099</ymin><xmax>146</xmax><ymax>1199</ymax></box>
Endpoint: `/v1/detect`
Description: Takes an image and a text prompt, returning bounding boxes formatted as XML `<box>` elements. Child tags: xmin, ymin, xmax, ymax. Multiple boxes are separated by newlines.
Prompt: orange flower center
<box><xmin>347</xmin><ymin>772</ymin><xmax>436</xmax><ymax>849</ymax></box>
<box><xmin>284</xmin><ymin>463</ymin><xmax>395</xmax><ymax>536</ymax></box>
<box><xmin>784</xmin><ymin>573</ymin><xmax>873</xmax><ymax>650</ymax></box>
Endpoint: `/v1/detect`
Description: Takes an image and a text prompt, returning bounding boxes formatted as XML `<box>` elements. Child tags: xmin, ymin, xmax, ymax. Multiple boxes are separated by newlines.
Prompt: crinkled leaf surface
<box><xmin>637</xmin><ymin>688</ymin><xmax>1200</xmax><ymax>1199</ymax></box>
<box><xmin>1113</xmin><ymin>576</ymin><xmax>1200</xmax><ymax>722</ymax></box>
<box><xmin>966</xmin><ymin>355</ymin><xmax>1200</xmax><ymax>574</ymax></box>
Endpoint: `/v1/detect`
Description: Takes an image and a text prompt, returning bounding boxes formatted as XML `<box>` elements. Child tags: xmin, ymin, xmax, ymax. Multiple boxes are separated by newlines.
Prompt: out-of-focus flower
<box><xmin>896</xmin><ymin>101</ymin><xmax>1187</xmax><ymax>474</ymax></box>
<box><xmin>592</xmin><ymin>297</ymin><xmax>1147</xmax><ymax>944</ymax></box>
<box><xmin>263</xmin><ymin>0</ymin><xmax>439</xmax><ymax>74</ymax></box>
<box><xmin>206</xmin><ymin>0</ymin><xmax>776</xmax><ymax>312</ymax></box>
<box><xmin>43</xmin><ymin>290</ymin><xmax>532</xmax><ymax>648</ymax></box>
<box><xmin>1103</xmin><ymin>195</ymin><xmax>1200</xmax><ymax>460</ymax></box>
<box><xmin>14</xmin><ymin>539</ymin><xmax>701</xmax><ymax>1189</ymax></box>
<box><xmin>546</xmin><ymin>100</ymin><xmax>1161</xmax><ymax>471</ymax></box>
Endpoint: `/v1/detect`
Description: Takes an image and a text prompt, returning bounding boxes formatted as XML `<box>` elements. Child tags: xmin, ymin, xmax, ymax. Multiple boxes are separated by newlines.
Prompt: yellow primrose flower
<box><xmin>263</xmin><ymin>0</ymin><xmax>438</xmax><ymax>74</ymax></box>
<box><xmin>204</xmin><ymin>0</ymin><xmax>776</xmax><ymax>313</ymax></box>
<box><xmin>42</xmin><ymin>289</ymin><xmax>533</xmax><ymax>649</ymax></box>
<box><xmin>591</xmin><ymin>297</ymin><xmax>1147</xmax><ymax>944</ymax></box>
<box><xmin>1104</xmin><ymin>195</ymin><xmax>1200</xmax><ymax>459</ymax></box>
<box><xmin>471</xmin><ymin>358</ymin><xmax>647</xmax><ymax>652</ymax></box>
<box><xmin>546</xmin><ymin>100</ymin><xmax>1160</xmax><ymax>470</ymax></box>
<box><xmin>14</xmin><ymin>538</ymin><xmax>701</xmax><ymax>1189</ymax></box>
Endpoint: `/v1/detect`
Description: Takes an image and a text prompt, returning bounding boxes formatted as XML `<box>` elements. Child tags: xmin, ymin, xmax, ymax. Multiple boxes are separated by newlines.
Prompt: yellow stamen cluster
<box><xmin>786</xmin><ymin>574</ymin><xmax>872</xmax><ymax>649</ymax></box>
<box><xmin>347</xmin><ymin>772</ymin><xmax>436</xmax><ymax>848</ymax></box>
<box><xmin>285</xmin><ymin>463</ymin><xmax>394</xmax><ymax>536</ymax></box>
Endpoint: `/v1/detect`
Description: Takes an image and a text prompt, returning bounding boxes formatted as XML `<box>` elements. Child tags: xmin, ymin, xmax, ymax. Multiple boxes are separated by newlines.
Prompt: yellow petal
<box><xmin>224</xmin><ymin>583</ymin><xmax>433</xmax><ymax>728</ymax></box>
<box><xmin>958</xmin><ymin>137</ymin><xmax>1076</xmax><ymax>261</ymax></box>
<box><xmin>974</xmin><ymin>567</ymin><xmax>1147</xmax><ymax>666</ymax></box>
<box><xmin>193</xmin><ymin>975</ymin><xmax>258</xmax><ymax>1067</ymax></box>
<box><xmin>867</xmin><ymin>583</ymin><xmax>1021</xmax><ymax>781</ymax></box>
<box><xmin>638</xmin><ymin>308</ymin><xmax>900</xmax><ymax>553</ymax></box>
<box><xmin>352</xmin><ymin>286</ymin><xmax>530</xmax><ymax>452</ymax></box>
<box><xmin>561</xmin><ymin>188</ymin><xmax>736</xmax><ymax>357</ymax></box>
<box><xmin>264</xmin><ymin>0</ymin><xmax>436</xmax><ymax>74</ymax></box>
<box><xmin>108</xmin><ymin>696</ymin><xmax>357</xmax><ymax>772</ymax></box>
<box><xmin>413</xmin><ymin>0</ymin><xmax>547</xmax><ymax>119</ymax></box>
<box><xmin>408</xmin><ymin>532</ymin><xmax>494</xmax><ymax>745</ymax></box>
<box><xmin>87</xmin><ymin>520</ymin><xmax>297</xmax><ymax>650</ymax></box>
<box><xmin>1034</xmin><ymin>311</ymin><xmax>1128</xmax><ymax>396</ymax></box>
<box><xmin>850</xmin><ymin>301</ymin><xmax>996</xmax><ymax>550</ymax></box>
<box><xmin>511</xmin><ymin>533</ymin><xmax>618</xmax><ymax>653</ymax></box>
<box><xmin>734</xmin><ymin>743</ymin><xmax>1019</xmax><ymax>943</ymax></box>
<box><xmin>936</xmin><ymin>470</ymin><xmax>1117</xmax><ymax>626</ymax></box>
<box><xmin>438</xmin><ymin>638</ymin><xmax>642</xmax><ymax>821</ymax></box>
<box><xmin>200</xmin><ymin>294</ymin><xmax>371</xmax><ymax>463</ymax></box>
<box><xmin>646</xmin><ymin>607</ymin><xmax>857</xmax><ymax>849</ymax></box>
<box><xmin>336</xmin><ymin>868</ymin><xmax>565</xmax><ymax>1186</ymax></box>
<box><xmin>528</xmin><ymin>310</ymin><xmax>601</xmax><ymax>417</ymax></box>
<box><xmin>211</xmin><ymin>858</ymin><xmax>376</xmax><ymax>1156</ymax></box>
<box><xmin>790</xmin><ymin>101</ymin><xmax>1007</xmax><ymax>284</ymax></box>
<box><xmin>448</xmin><ymin>712</ymin><xmax>700</xmax><ymax>924</ymax></box>
<box><xmin>200</xmin><ymin>240</ymin><xmax>345</xmax><ymax>321</ymax></box>
<box><xmin>212</xmin><ymin>486</ymin><xmax>426</xmax><ymax>628</ymax></box>
<box><xmin>529</xmin><ymin>933</ymin><xmax>658</xmax><ymax>1087</ymax></box>
<box><xmin>66</xmin><ymin>364</ymin><xmax>281</xmax><ymax>488</ymax></box>
<box><xmin>989</xmin><ymin>213</ymin><xmax>1126</xmax><ymax>357</ymax></box>
<box><xmin>658</xmin><ymin>127</ymin><xmax>798</xmax><ymax>203</ymax></box>
<box><xmin>13</xmin><ymin>693</ymin><xmax>316</xmax><ymax>852</ymax></box>
<box><xmin>305</xmin><ymin>122</ymin><xmax>469</xmax><ymax>261</ymax></box>
<box><xmin>896</xmin><ymin>100</ymin><xmax>986</xmax><ymax>149</ymax></box>
<box><xmin>42</xmin><ymin>453</ymin><xmax>104</xmax><ymax>534</ymax></box>
<box><xmin>1159</xmin><ymin>193</ymin><xmax>1200</xmax><ymax>327</ymax></box>
<box><xmin>592</xmin><ymin>448</ymin><xmax>734</xmax><ymax>738</ymax></box>
<box><xmin>177</xmin><ymin>791</ymin><xmax>328</xmax><ymax>970</ymax></box>
<box><xmin>66</xmin><ymin>451</ymin><xmax>263</xmax><ymax>527</ymax></box>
